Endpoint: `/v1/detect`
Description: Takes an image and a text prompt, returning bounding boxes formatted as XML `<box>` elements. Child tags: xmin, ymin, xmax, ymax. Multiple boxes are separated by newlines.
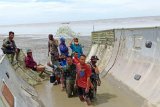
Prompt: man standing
<box><xmin>61</xmin><ymin>56</ymin><xmax>77</xmax><ymax>97</ymax></box>
<box><xmin>1</xmin><ymin>31</ymin><xmax>20</xmax><ymax>63</ymax></box>
<box><xmin>48</xmin><ymin>34</ymin><xmax>59</xmax><ymax>65</ymax></box>
<box><xmin>88</xmin><ymin>55</ymin><xmax>101</xmax><ymax>100</ymax></box>
<box><xmin>75</xmin><ymin>55</ymin><xmax>92</xmax><ymax>105</ymax></box>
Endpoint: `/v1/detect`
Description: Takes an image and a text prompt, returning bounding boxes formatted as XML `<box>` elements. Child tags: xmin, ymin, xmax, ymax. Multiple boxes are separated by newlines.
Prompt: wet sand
<box><xmin>35</xmin><ymin>74</ymin><xmax>147</xmax><ymax>107</ymax></box>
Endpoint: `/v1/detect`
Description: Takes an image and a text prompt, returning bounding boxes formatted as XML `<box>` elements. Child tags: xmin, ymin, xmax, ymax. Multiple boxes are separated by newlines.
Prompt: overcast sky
<box><xmin>0</xmin><ymin>0</ymin><xmax>160</xmax><ymax>25</ymax></box>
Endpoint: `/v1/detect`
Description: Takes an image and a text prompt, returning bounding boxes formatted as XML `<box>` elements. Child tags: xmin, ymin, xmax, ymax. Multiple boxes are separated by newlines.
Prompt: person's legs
<box><xmin>11</xmin><ymin>53</ymin><xmax>15</xmax><ymax>63</ymax></box>
<box><xmin>36</xmin><ymin>65</ymin><xmax>45</xmax><ymax>71</ymax></box>
<box><xmin>60</xmin><ymin>76</ymin><xmax>65</xmax><ymax>91</ymax></box>
<box><xmin>3</xmin><ymin>49</ymin><xmax>15</xmax><ymax>63</ymax></box>
<box><xmin>83</xmin><ymin>89</ymin><xmax>92</xmax><ymax>105</ymax></box>
<box><xmin>36</xmin><ymin>65</ymin><xmax>45</xmax><ymax>77</ymax></box>
<box><xmin>66</xmin><ymin>79</ymin><xmax>72</xmax><ymax>97</ymax></box>
<box><xmin>15</xmin><ymin>48</ymin><xmax>20</xmax><ymax>61</ymax></box>
<box><xmin>77</xmin><ymin>87</ymin><xmax>85</xmax><ymax>102</ymax></box>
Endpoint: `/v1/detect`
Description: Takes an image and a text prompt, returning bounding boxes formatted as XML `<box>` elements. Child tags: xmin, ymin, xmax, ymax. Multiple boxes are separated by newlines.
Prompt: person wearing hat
<box><xmin>69</xmin><ymin>38</ymin><xmax>83</xmax><ymax>58</ymax></box>
<box><xmin>88</xmin><ymin>55</ymin><xmax>101</xmax><ymax>100</ymax></box>
<box><xmin>59</xmin><ymin>37</ymin><xmax>69</xmax><ymax>57</ymax></box>
<box><xmin>25</xmin><ymin>49</ymin><xmax>45</xmax><ymax>77</ymax></box>
<box><xmin>72</xmin><ymin>51</ymin><xmax>80</xmax><ymax>65</ymax></box>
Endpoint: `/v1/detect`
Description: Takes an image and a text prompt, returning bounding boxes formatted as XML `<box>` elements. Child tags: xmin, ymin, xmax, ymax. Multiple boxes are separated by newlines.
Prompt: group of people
<box><xmin>1</xmin><ymin>31</ymin><xmax>101</xmax><ymax>106</ymax></box>
<box><xmin>47</xmin><ymin>34</ymin><xmax>101</xmax><ymax>105</ymax></box>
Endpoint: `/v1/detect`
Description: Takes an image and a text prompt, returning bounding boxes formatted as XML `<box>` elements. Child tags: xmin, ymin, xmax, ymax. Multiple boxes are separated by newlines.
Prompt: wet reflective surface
<box><xmin>35</xmin><ymin>75</ymin><xmax>146</xmax><ymax>107</ymax></box>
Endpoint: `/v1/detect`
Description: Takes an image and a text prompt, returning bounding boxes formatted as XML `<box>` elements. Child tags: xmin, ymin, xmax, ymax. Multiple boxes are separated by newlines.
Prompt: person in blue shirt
<box><xmin>59</xmin><ymin>37</ymin><xmax>69</xmax><ymax>57</ymax></box>
<box><xmin>69</xmin><ymin>38</ymin><xmax>83</xmax><ymax>58</ymax></box>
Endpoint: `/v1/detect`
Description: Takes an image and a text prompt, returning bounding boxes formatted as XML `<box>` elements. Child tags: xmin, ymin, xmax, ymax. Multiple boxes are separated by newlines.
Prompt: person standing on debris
<box><xmin>48</xmin><ymin>34</ymin><xmax>59</xmax><ymax>65</ymax></box>
<box><xmin>69</xmin><ymin>38</ymin><xmax>83</xmax><ymax>58</ymax></box>
<box><xmin>1</xmin><ymin>31</ymin><xmax>20</xmax><ymax>63</ymax></box>
<box><xmin>59</xmin><ymin>37</ymin><xmax>69</xmax><ymax>57</ymax></box>
<box><xmin>75</xmin><ymin>55</ymin><xmax>92</xmax><ymax>105</ymax></box>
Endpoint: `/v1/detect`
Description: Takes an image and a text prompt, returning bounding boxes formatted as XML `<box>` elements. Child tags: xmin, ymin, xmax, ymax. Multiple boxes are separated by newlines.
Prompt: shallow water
<box><xmin>35</xmin><ymin>75</ymin><xmax>146</xmax><ymax>107</ymax></box>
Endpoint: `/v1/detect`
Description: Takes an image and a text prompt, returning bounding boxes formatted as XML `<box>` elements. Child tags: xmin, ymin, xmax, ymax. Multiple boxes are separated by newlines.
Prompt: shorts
<box><xmin>77</xmin><ymin>86</ymin><xmax>90</xmax><ymax>99</ymax></box>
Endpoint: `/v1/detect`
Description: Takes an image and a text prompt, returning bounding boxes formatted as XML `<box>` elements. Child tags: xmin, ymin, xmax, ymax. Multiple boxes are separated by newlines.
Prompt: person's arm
<box><xmin>3</xmin><ymin>39</ymin><xmax>11</xmax><ymax>48</ymax></box>
<box><xmin>74</xmin><ymin>72</ymin><xmax>78</xmax><ymax>88</ymax></box>
<box><xmin>85</xmin><ymin>65</ymin><xmax>92</xmax><ymax>93</ymax></box>
<box><xmin>12</xmin><ymin>40</ymin><xmax>17</xmax><ymax>49</ymax></box>
<box><xmin>95</xmin><ymin>66</ymin><xmax>99</xmax><ymax>74</ymax></box>
<box><xmin>48</xmin><ymin>42</ymin><xmax>50</xmax><ymax>56</ymax></box>
<box><xmin>80</xmin><ymin>45</ymin><xmax>83</xmax><ymax>55</ymax></box>
<box><xmin>59</xmin><ymin>44</ymin><xmax>63</xmax><ymax>54</ymax></box>
<box><xmin>74</xmin><ymin>65</ymin><xmax>78</xmax><ymax>88</ymax></box>
<box><xmin>69</xmin><ymin>39</ymin><xmax>74</xmax><ymax>47</ymax></box>
<box><xmin>55</xmin><ymin>39</ymin><xmax>59</xmax><ymax>47</ymax></box>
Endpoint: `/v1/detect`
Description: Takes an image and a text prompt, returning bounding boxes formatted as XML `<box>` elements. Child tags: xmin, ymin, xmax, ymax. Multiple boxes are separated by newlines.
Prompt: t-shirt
<box><xmin>72</xmin><ymin>57</ymin><xmax>80</xmax><ymax>65</ymax></box>
<box><xmin>25</xmin><ymin>56</ymin><xmax>37</xmax><ymax>69</ymax></box>
<box><xmin>48</xmin><ymin>39</ymin><xmax>59</xmax><ymax>54</ymax></box>
<box><xmin>63</xmin><ymin>64</ymin><xmax>76</xmax><ymax>80</ymax></box>
<box><xmin>76</xmin><ymin>63</ymin><xmax>91</xmax><ymax>88</ymax></box>
<box><xmin>2</xmin><ymin>37</ymin><xmax>17</xmax><ymax>53</ymax></box>
<box><xmin>70</xmin><ymin>44</ymin><xmax>83</xmax><ymax>58</ymax></box>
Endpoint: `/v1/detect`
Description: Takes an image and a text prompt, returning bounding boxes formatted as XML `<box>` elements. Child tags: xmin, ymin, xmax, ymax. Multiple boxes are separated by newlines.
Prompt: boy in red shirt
<box><xmin>75</xmin><ymin>55</ymin><xmax>92</xmax><ymax>105</ymax></box>
<box><xmin>72</xmin><ymin>51</ymin><xmax>80</xmax><ymax>65</ymax></box>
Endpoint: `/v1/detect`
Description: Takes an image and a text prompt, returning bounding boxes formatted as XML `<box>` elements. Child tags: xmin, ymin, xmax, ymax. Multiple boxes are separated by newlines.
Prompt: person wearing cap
<box><xmin>89</xmin><ymin>56</ymin><xmax>101</xmax><ymax>85</ymax></box>
<box><xmin>88</xmin><ymin>55</ymin><xmax>101</xmax><ymax>99</ymax></box>
<box><xmin>25</xmin><ymin>49</ymin><xmax>45</xmax><ymax>77</ymax></box>
<box><xmin>48</xmin><ymin>34</ymin><xmax>59</xmax><ymax>66</ymax></box>
<box><xmin>69</xmin><ymin>38</ymin><xmax>83</xmax><ymax>58</ymax></box>
<box><xmin>1</xmin><ymin>31</ymin><xmax>20</xmax><ymax>63</ymax></box>
<box><xmin>59</xmin><ymin>37</ymin><xmax>69</xmax><ymax>57</ymax></box>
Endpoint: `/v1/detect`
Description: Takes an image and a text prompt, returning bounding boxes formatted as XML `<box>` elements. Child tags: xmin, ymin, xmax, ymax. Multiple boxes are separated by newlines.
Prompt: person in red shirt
<box><xmin>72</xmin><ymin>51</ymin><xmax>80</xmax><ymax>65</ymax></box>
<box><xmin>75</xmin><ymin>54</ymin><xmax>92</xmax><ymax>105</ymax></box>
<box><xmin>25</xmin><ymin>49</ymin><xmax>45</xmax><ymax>76</ymax></box>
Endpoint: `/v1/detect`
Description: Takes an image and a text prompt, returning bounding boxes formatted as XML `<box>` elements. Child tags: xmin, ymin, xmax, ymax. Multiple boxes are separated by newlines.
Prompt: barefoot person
<box><xmin>75</xmin><ymin>55</ymin><xmax>92</xmax><ymax>105</ymax></box>
<box><xmin>88</xmin><ymin>55</ymin><xmax>101</xmax><ymax>101</ymax></box>
<box><xmin>1</xmin><ymin>31</ymin><xmax>20</xmax><ymax>63</ymax></box>
<box><xmin>25</xmin><ymin>49</ymin><xmax>45</xmax><ymax>77</ymax></box>
<box><xmin>59</xmin><ymin>56</ymin><xmax>77</xmax><ymax>97</ymax></box>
